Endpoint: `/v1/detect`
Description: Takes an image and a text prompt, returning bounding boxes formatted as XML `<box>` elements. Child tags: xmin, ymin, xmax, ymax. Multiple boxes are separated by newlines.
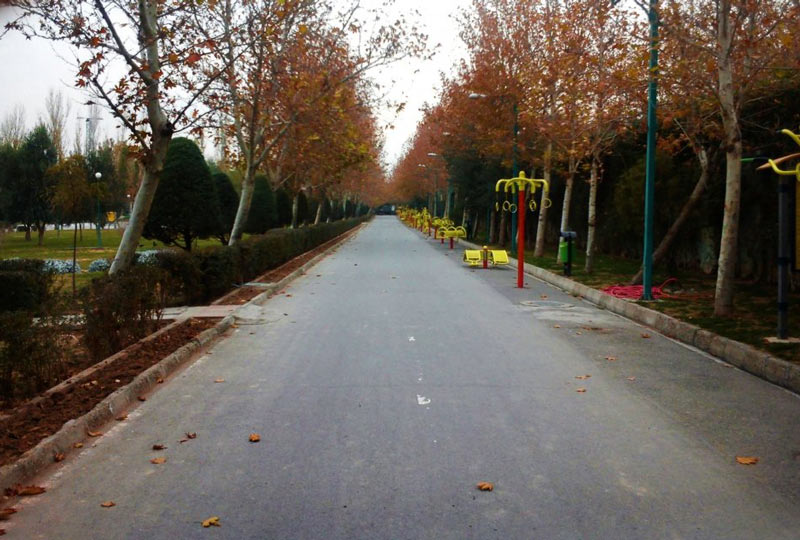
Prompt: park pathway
<box><xmin>8</xmin><ymin>216</ymin><xmax>800</xmax><ymax>539</ymax></box>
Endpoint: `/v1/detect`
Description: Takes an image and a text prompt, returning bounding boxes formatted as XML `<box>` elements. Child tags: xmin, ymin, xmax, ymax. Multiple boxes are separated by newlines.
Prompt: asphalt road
<box><xmin>8</xmin><ymin>216</ymin><xmax>800</xmax><ymax>539</ymax></box>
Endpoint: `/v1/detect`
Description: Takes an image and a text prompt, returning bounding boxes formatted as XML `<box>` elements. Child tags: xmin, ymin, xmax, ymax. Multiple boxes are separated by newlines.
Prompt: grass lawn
<box><xmin>0</xmin><ymin>227</ymin><xmax>231</xmax><ymax>295</ymax></box>
<box><xmin>489</xmin><ymin>241</ymin><xmax>800</xmax><ymax>366</ymax></box>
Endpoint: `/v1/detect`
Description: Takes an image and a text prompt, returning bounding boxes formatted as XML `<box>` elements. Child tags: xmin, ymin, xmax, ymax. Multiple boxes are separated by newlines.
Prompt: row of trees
<box><xmin>390</xmin><ymin>0</ymin><xmax>800</xmax><ymax>317</ymax></box>
<box><xmin>3</xmin><ymin>0</ymin><xmax>422</xmax><ymax>269</ymax></box>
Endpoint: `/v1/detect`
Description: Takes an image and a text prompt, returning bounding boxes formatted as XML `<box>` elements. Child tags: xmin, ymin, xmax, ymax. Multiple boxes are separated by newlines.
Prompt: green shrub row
<box><xmin>154</xmin><ymin>216</ymin><xmax>369</xmax><ymax>305</ymax></box>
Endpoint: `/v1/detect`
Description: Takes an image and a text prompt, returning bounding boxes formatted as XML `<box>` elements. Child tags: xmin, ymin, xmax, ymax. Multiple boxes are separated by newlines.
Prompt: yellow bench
<box><xmin>463</xmin><ymin>250</ymin><xmax>482</xmax><ymax>266</ymax></box>
<box><xmin>489</xmin><ymin>250</ymin><xmax>509</xmax><ymax>265</ymax></box>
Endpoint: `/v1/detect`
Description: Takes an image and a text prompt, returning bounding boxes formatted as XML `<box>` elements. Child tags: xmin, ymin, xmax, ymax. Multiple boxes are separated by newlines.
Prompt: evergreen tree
<box><xmin>9</xmin><ymin>126</ymin><xmax>57</xmax><ymax>243</ymax></box>
<box><xmin>275</xmin><ymin>188</ymin><xmax>292</xmax><ymax>227</ymax></box>
<box><xmin>142</xmin><ymin>137</ymin><xmax>218</xmax><ymax>251</ymax></box>
<box><xmin>244</xmin><ymin>174</ymin><xmax>277</xmax><ymax>234</ymax></box>
<box><xmin>213</xmin><ymin>171</ymin><xmax>240</xmax><ymax>242</ymax></box>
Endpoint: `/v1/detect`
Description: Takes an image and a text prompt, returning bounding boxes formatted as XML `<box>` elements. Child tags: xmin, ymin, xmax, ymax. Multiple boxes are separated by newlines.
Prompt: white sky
<box><xmin>0</xmin><ymin>1</ymin><xmax>470</xmax><ymax>170</ymax></box>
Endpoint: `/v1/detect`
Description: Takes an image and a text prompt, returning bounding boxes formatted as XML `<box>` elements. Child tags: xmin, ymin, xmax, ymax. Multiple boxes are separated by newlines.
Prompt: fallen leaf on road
<box><xmin>0</xmin><ymin>508</ymin><xmax>17</xmax><ymax>520</ymax></box>
<box><xmin>54</xmin><ymin>452</ymin><xmax>65</xmax><ymax>463</ymax></box>
<box><xmin>180</xmin><ymin>432</ymin><xmax>197</xmax><ymax>443</ymax></box>
<box><xmin>285</xmin><ymin>294</ymin><xmax>292</xmax><ymax>297</ymax></box>
<box><xmin>736</xmin><ymin>456</ymin><xmax>759</xmax><ymax>465</ymax></box>
<box><xmin>214</xmin><ymin>378</ymin><xmax>225</xmax><ymax>383</ymax></box>
<box><xmin>87</xmin><ymin>430</ymin><xmax>102</xmax><ymax>437</ymax></box>
<box><xmin>150</xmin><ymin>457</ymin><xmax>166</xmax><ymax>465</ymax></box>
<box><xmin>575</xmin><ymin>331</ymin><xmax>582</xmax><ymax>336</ymax></box>
<box><xmin>605</xmin><ymin>356</ymin><xmax>617</xmax><ymax>361</ymax></box>
<box><xmin>540</xmin><ymin>294</ymin><xmax>548</xmax><ymax>299</ymax></box>
<box><xmin>100</xmin><ymin>501</ymin><xmax>116</xmax><ymax>508</ymax></box>
<box><xmin>553</xmin><ymin>324</ymin><xmax>561</xmax><ymax>328</ymax></box>
<box><xmin>576</xmin><ymin>388</ymin><xmax>587</xmax><ymax>393</ymax></box>
<box><xmin>15</xmin><ymin>485</ymin><xmax>46</xmax><ymax>496</ymax></box>
<box><xmin>73</xmin><ymin>442</ymin><xmax>83</xmax><ymax>449</ymax></box>
<box><xmin>202</xmin><ymin>516</ymin><xmax>221</xmax><ymax>528</ymax></box>
<box><xmin>156</xmin><ymin>377</ymin><xmax>164</xmax><ymax>384</ymax></box>
<box><xmin>115</xmin><ymin>414</ymin><xmax>128</xmax><ymax>421</ymax></box>
<box><xmin>231</xmin><ymin>324</ymin><xmax>239</xmax><ymax>329</ymax></box>
<box><xmin>138</xmin><ymin>396</ymin><xmax>147</xmax><ymax>402</ymax></box>
<box><xmin>641</xmin><ymin>333</ymin><xmax>651</xmax><ymax>339</ymax></box>
<box><xmin>0</xmin><ymin>528</ymin><xmax>5</xmax><ymax>535</ymax></box>
<box><xmin>152</xmin><ymin>444</ymin><xmax>167</xmax><ymax>451</ymax></box>
<box><xmin>575</xmin><ymin>375</ymin><xmax>591</xmax><ymax>380</ymax></box>
<box><xmin>627</xmin><ymin>376</ymin><xmax>636</xmax><ymax>381</ymax></box>
<box><xmin>476</xmin><ymin>482</ymin><xmax>494</xmax><ymax>491</ymax></box>
<box><xmin>249</xmin><ymin>433</ymin><xmax>261</xmax><ymax>443</ymax></box>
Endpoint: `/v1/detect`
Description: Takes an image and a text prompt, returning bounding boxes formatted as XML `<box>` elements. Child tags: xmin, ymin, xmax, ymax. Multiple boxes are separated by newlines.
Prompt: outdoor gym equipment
<box><xmin>495</xmin><ymin>171</ymin><xmax>551</xmax><ymax>288</ymax></box>
<box><xmin>757</xmin><ymin>128</ymin><xmax>800</xmax><ymax>340</ymax></box>
<box><xmin>462</xmin><ymin>247</ymin><xmax>509</xmax><ymax>267</ymax></box>
<box><xmin>436</xmin><ymin>225</ymin><xmax>467</xmax><ymax>249</ymax></box>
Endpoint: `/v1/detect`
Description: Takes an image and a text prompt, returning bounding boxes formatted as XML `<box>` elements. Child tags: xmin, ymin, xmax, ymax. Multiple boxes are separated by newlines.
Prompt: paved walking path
<box><xmin>8</xmin><ymin>216</ymin><xmax>800</xmax><ymax>539</ymax></box>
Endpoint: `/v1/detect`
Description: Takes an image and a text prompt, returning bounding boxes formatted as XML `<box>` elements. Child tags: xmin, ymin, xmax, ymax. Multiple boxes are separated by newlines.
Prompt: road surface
<box><xmin>7</xmin><ymin>216</ymin><xmax>800</xmax><ymax>539</ymax></box>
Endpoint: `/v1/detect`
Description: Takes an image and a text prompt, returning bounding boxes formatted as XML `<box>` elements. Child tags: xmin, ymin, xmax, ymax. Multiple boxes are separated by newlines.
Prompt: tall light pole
<box><xmin>469</xmin><ymin>92</ymin><xmax>519</xmax><ymax>246</ymax></box>
<box><xmin>613</xmin><ymin>0</ymin><xmax>658</xmax><ymax>300</ymax></box>
<box><xmin>94</xmin><ymin>171</ymin><xmax>103</xmax><ymax>247</ymax></box>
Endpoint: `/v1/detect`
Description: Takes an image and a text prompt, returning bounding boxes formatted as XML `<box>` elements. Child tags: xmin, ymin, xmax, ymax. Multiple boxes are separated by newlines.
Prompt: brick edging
<box><xmin>457</xmin><ymin>239</ymin><xmax>800</xmax><ymax>395</ymax></box>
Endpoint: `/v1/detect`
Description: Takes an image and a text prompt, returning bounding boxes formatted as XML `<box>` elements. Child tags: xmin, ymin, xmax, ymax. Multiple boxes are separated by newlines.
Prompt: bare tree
<box><xmin>0</xmin><ymin>104</ymin><xmax>26</xmax><ymax>148</ymax></box>
<box><xmin>43</xmin><ymin>88</ymin><xmax>71</xmax><ymax>160</ymax></box>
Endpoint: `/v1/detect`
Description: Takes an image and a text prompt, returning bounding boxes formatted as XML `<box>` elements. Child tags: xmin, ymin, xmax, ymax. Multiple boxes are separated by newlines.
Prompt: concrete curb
<box><xmin>0</xmin><ymin>221</ymin><xmax>366</xmax><ymax>489</ymax></box>
<box><xmin>457</xmin><ymin>239</ymin><xmax>800</xmax><ymax>395</ymax></box>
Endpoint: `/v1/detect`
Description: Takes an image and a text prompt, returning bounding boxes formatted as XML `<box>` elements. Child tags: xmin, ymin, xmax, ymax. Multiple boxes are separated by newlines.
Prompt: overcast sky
<box><xmin>0</xmin><ymin>1</ymin><xmax>470</xmax><ymax>170</ymax></box>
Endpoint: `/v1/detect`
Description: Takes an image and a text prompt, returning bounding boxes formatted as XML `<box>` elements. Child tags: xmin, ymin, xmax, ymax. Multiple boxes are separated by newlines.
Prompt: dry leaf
<box><xmin>627</xmin><ymin>376</ymin><xmax>636</xmax><ymax>381</ymax></box>
<box><xmin>605</xmin><ymin>356</ymin><xmax>617</xmax><ymax>361</ymax></box>
<box><xmin>180</xmin><ymin>432</ymin><xmax>197</xmax><ymax>443</ymax></box>
<box><xmin>54</xmin><ymin>452</ymin><xmax>65</xmax><ymax>463</ymax></box>
<box><xmin>100</xmin><ymin>501</ymin><xmax>116</xmax><ymax>508</ymax></box>
<box><xmin>540</xmin><ymin>294</ymin><xmax>548</xmax><ymax>299</ymax></box>
<box><xmin>138</xmin><ymin>396</ymin><xmax>147</xmax><ymax>402</ymax></box>
<box><xmin>0</xmin><ymin>508</ymin><xmax>17</xmax><ymax>520</ymax></box>
<box><xmin>156</xmin><ymin>377</ymin><xmax>164</xmax><ymax>384</ymax></box>
<box><xmin>476</xmin><ymin>482</ymin><xmax>494</xmax><ymax>491</ymax></box>
<box><xmin>576</xmin><ymin>388</ymin><xmax>587</xmax><ymax>393</ymax></box>
<box><xmin>152</xmin><ymin>444</ymin><xmax>167</xmax><ymax>451</ymax></box>
<box><xmin>641</xmin><ymin>333</ymin><xmax>651</xmax><ymax>339</ymax></box>
<box><xmin>87</xmin><ymin>430</ymin><xmax>102</xmax><ymax>437</ymax></box>
<box><xmin>286</xmin><ymin>294</ymin><xmax>292</xmax><ymax>298</ymax></box>
<box><xmin>0</xmin><ymin>528</ymin><xmax>5</xmax><ymax>535</ymax></box>
<box><xmin>116</xmin><ymin>414</ymin><xmax>128</xmax><ymax>421</ymax></box>
<box><xmin>249</xmin><ymin>433</ymin><xmax>261</xmax><ymax>443</ymax></box>
<box><xmin>231</xmin><ymin>324</ymin><xmax>239</xmax><ymax>329</ymax></box>
<box><xmin>73</xmin><ymin>442</ymin><xmax>84</xmax><ymax>449</ymax></box>
<box><xmin>214</xmin><ymin>378</ymin><xmax>225</xmax><ymax>383</ymax></box>
<box><xmin>202</xmin><ymin>516</ymin><xmax>221</xmax><ymax>528</ymax></box>
<box><xmin>736</xmin><ymin>456</ymin><xmax>759</xmax><ymax>465</ymax></box>
<box><xmin>575</xmin><ymin>331</ymin><xmax>582</xmax><ymax>336</ymax></box>
<box><xmin>16</xmin><ymin>485</ymin><xmax>46</xmax><ymax>496</ymax></box>
<box><xmin>575</xmin><ymin>375</ymin><xmax>591</xmax><ymax>380</ymax></box>
<box><xmin>150</xmin><ymin>457</ymin><xmax>167</xmax><ymax>465</ymax></box>
<box><xmin>553</xmin><ymin>324</ymin><xmax>561</xmax><ymax>328</ymax></box>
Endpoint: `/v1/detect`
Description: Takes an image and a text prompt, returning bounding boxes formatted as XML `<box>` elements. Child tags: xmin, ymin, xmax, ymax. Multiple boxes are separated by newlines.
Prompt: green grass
<box><xmin>489</xmin><ymin>242</ymin><xmax>800</xmax><ymax>365</ymax></box>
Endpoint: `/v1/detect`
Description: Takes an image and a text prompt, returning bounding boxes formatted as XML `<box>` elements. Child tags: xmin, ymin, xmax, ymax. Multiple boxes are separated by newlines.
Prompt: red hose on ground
<box><xmin>601</xmin><ymin>278</ymin><xmax>679</xmax><ymax>300</ymax></box>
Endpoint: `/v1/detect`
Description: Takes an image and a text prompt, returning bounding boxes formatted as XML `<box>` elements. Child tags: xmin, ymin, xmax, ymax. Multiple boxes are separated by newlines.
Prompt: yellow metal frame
<box><xmin>495</xmin><ymin>171</ymin><xmax>551</xmax><ymax>206</ymax></box>
<box><xmin>760</xmin><ymin>129</ymin><xmax>800</xmax><ymax>178</ymax></box>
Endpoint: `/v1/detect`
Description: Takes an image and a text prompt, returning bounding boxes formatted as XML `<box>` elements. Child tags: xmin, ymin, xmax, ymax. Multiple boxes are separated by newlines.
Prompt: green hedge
<box><xmin>155</xmin><ymin>216</ymin><xmax>369</xmax><ymax>305</ymax></box>
<box><xmin>0</xmin><ymin>259</ymin><xmax>52</xmax><ymax>313</ymax></box>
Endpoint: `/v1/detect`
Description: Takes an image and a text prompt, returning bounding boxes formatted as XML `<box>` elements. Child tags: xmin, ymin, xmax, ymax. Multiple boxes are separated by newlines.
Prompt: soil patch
<box><xmin>0</xmin><ymin>318</ymin><xmax>218</xmax><ymax>467</ymax></box>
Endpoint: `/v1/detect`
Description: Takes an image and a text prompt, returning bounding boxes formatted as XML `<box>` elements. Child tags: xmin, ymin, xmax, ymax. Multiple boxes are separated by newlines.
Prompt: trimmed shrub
<box><xmin>245</xmin><ymin>174</ymin><xmax>277</xmax><ymax>234</ymax></box>
<box><xmin>154</xmin><ymin>249</ymin><xmax>203</xmax><ymax>305</ymax></box>
<box><xmin>43</xmin><ymin>259</ymin><xmax>81</xmax><ymax>274</ymax></box>
<box><xmin>82</xmin><ymin>266</ymin><xmax>167</xmax><ymax>361</ymax></box>
<box><xmin>0</xmin><ymin>258</ymin><xmax>52</xmax><ymax>312</ymax></box>
<box><xmin>88</xmin><ymin>258</ymin><xmax>111</xmax><ymax>273</ymax></box>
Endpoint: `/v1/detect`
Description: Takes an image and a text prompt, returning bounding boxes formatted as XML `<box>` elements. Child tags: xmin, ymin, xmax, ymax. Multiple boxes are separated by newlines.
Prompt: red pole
<box><xmin>449</xmin><ymin>237</ymin><xmax>454</xmax><ymax>249</ymax></box>
<box><xmin>483</xmin><ymin>245</ymin><xmax>488</xmax><ymax>269</ymax></box>
<box><xmin>517</xmin><ymin>186</ymin><xmax>525</xmax><ymax>288</ymax></box>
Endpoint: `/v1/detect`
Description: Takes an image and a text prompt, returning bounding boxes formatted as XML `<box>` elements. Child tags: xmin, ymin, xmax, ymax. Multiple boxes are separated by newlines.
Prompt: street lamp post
<box><xmin>469</xmin><ymin>93</ymin><xmax>519</xmax><ymax>247</ymax></box>
<box><xmin>94</xmin><ymin>171</ymin><xmax>103</xmax><ymax>248</ymax></box>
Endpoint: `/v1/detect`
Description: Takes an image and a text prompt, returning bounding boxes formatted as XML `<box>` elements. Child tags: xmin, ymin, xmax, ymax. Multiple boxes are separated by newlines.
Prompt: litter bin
<box><xmin>559</xmin><ymin>231</ymin><xmax>577</xmax><ymax>276</ymax></box>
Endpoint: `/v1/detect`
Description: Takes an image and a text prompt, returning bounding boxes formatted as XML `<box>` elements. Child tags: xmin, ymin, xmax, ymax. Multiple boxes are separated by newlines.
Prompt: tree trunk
<box><xmin>291</xmin><ymin>192</ymin><xmax>299</xmax><ymax>228</ymax></box>
<box><xmin>489</xmin><ymin>208</ymin><xmax>497</xmax><ymax>244</ymax></box>
<box><xmin>110</xmin><ymin>161</ymin><xmax>168</xmax><ymax>273</ymax></box>
<box><xmin>557</xmin><ymin>155</ymin><xmax>577</xmax><ymax>263</ymax></box>
<box><xmin>631</xmin><ymin>147</ymin><xmax>710</xmax><ymax>285</ymax></box>
<box><xmin>472</xmin><ymin>213</ymin><xmax>480</xmax><ymax>239</ymax></box>
<box><xmin>37</xmin><ymin>222</ymin><xmax>45</xmax><ymax>246</ymax></box>
<box><xmin>498</xmin><ymin>210</ymin><xmax>507</xmax><ymax>246</ymax></box>
<box><xmin>714</xmin><ymin>0</ymin><xmax>742</xmax><ymax>317</ymax></box>
<box><xmin>534</xmin><ymin>141</ymin><xmax>553</xmax><ymax>256</ymax></box>
<box><xmin>314</xmin><ymin>200</ymin><xmax>323</xmax><ymax>225</ymax></box>
<box><xmin>24</xmin><ymin>227</ymin><xmax>31</xmax><ymax>241</ymax></box>
<box><xmin>228</xmin><ymin>163</ymin><xmax>256</xmax><ymax>245</ymax></box>
<box><xmin>584</xmin><ymin>159</ymin><xmax>599</xmax><ymax>273</ymax></box>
